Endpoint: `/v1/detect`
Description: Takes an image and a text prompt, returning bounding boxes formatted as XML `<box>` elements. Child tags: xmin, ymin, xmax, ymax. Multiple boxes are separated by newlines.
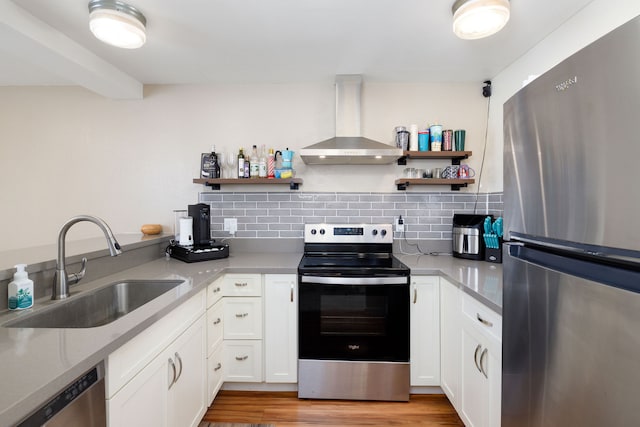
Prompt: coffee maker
<box><xmin>188</xmin><ymin>203</ymin><xmax>212</xmax><ymax>246</ymax></box>
<box><xmin>168</xmin><ymin>203</ymin><xmax>229</xmax><ymax>263</ymax></box>
<box><xmin>452</xmin><ymin>214</ymin><xmax>489</xmax><ymax>260</ymax></box>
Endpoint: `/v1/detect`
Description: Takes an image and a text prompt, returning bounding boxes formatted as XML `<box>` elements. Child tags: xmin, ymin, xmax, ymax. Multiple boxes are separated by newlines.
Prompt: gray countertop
<box><xmin>0</xmin><ymin>248</ymin><xmax>501</xmax><ymax>426</ymax></box>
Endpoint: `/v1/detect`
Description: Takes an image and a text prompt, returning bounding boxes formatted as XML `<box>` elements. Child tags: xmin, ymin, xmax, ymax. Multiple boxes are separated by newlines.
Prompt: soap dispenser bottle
<box><xmin>8</xmin><ymin>264</ymin><xmax>34</xmax><ymax>310</ymax></box>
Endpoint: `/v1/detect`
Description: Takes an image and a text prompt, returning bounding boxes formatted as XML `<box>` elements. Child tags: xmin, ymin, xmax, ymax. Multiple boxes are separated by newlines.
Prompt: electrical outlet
<box><xmin>395</xmin><ymin>216</ymin><xmax>404</xmax><ymax>233</ymax></box>
<box><xmin>224</xmin><ymin>218</ymin><xmax>237</xmax><ymax>235</ymax></box>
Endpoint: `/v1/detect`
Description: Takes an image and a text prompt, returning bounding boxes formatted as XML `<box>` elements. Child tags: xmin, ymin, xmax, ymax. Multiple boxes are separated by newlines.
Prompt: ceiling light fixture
<box><xmin>452</xmin><ymin>0</ymin><xmax>510</xmax><ymax>40</ymax></box>
<box><xmin>88</xmin><ymin>0</ymin><xmax>146</xmax><ymax>49</ymax></box>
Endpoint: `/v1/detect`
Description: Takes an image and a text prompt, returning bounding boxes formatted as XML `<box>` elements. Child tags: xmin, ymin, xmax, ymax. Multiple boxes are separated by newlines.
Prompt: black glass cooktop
<box><xmin>298</xmin><ymin>253</ymin><xmax>410</xmax><ymax>276</ymax></box>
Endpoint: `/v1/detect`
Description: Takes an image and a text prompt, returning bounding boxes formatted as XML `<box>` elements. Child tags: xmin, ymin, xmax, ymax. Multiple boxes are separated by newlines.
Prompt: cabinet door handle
<box><xmin>480</xmin><ymin>348</ymin><xmax>488</xmax><ymax>378</ymax></box>
<box><xmin>174</xmin><ymin>352</ymin><xmax>183</xmax><ymax>383</ymax></box>
<box><xmin>290</xmin><ymin>283</ymin><xmax>294</xmax><ymax>302</ymax></box>
<box><xmin>214</xmin><ymin>363</ymin><xmax>222</xmax><ymax>371</ymax></box>
<box><xmin>168</xmin><ymin>358</ymin><xmax>177</xmax><ymax>390</ymax></box>
<box><xmin>473</xmin><ymin>344</ymin><xmax>482</xmax><ymax>373</ymax></box>
<box><xmin>235</xmin><ymin>312</ymin><xmax>249</xmax><ymax>318</ymax></box>
<box><xmin>413</xmin><ymin>288</ymin><xmax>417</xmax><ymax>304</ymax></box>
<box><xmin>213</xmin><ymin>317</ymin><xmax>221</xmax><ymax>325</ymax></box>
<box><xmin>235</xmin><ymin>355</ymin><xmax>249</xmax><ymax>361</ymax></box>
<box><xmin>477</xmin><ymin>313</ymin><xmax>493</xmax><ymax>327</ymax></box>
<box><xmin>235</xmin><ymin>282</ymin><xmax>248</xmax><ymax>287</ymax></box>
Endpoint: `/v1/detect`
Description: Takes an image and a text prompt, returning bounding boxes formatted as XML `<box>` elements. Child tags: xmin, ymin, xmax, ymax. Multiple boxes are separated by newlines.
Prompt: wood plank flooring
<box><xmin>199</xmin><ymin>391</ymin><xmax>464</xmax><ymax>427</ymax></box>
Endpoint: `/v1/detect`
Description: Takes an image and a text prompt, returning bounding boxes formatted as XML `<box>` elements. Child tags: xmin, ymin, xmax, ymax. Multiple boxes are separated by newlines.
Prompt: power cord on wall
<box><xmin>473</xmin><ymin>81</ymin><xmax>492</xmax><ymax>214</ymax></box>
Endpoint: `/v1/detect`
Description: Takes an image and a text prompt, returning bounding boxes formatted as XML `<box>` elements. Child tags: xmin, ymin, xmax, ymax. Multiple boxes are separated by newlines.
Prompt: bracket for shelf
<box><xmin>205</xmin><ymin>182</ymin><xmax>221</xmax><ymax>190</ymax></box>
<box><xmin>397</xmin><ymin>156</ymin><xmax>407</xmax><ymax>166</ymax></box>
<box><xmin>397</xmin><ymin>181</ymin><xmax>409</xmax><ymax>191</ymax></box>
<box><xmin>289</xmin><ymin>181</ymin><xmax>300</xmax><ymax>190</ymax></box>
<box><xmin>451</xmin><ymin>183</ymin><xmax>467</xmax><ymax>191</ymax></box>
<box><xmin>451</xmin><ymin>154</ymin><xmax>469</xmax><ymax>166</ymax></box>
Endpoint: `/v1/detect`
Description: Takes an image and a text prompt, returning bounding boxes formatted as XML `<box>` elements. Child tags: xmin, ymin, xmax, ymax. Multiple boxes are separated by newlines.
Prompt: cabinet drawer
<box><xmin>224</xmin><ymin>340</ymin><xmax>263</xmax><ymax>382</ymax></box>
<box><xmin>206</xmin><ymin>276</ymin><xmax>224</xmax><ymax>308</ymax></box>
<box><xmin>223</xmin><ymin>297</ymin><xmax>263</xmax><ymax>340</ymax></box>
<box><xmin>206</xmin><ymin>300</ymin><xmax>224</xmax><ymax>356</ymax></box>
<box><xmin>207</xmin><ymin>345</ymin><xmax>224</xmax><ymax>405</ymax></box>
<box><xmin>222</xmin><ymin>274</ymin><xmax>262</xmax><ymax>297</ymax></box>
<box><xmin>462</xmin><ymin>292</ymin><xmax>502</xmax><ymax>342</ymax></box>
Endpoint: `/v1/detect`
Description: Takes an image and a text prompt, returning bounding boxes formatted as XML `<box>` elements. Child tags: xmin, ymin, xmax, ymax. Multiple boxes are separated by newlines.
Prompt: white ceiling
<box><xmin>1</xmin><ymin>0</ymin><xmax>596</xmax><ymax>98</ymax></box>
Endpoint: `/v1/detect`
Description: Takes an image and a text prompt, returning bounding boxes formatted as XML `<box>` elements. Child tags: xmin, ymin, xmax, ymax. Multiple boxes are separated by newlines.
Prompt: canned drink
<box><xmin>443</xmin><ymin>129</ymin><xmax>453</xmax><ymax>151</ymax></box>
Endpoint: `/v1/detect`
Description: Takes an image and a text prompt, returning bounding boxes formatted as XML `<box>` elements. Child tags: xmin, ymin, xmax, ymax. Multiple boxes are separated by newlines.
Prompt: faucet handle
<box><xmin>68</xmin><ymin>257</ymin><xmax>87</xmax><ymax>285</ymax></box>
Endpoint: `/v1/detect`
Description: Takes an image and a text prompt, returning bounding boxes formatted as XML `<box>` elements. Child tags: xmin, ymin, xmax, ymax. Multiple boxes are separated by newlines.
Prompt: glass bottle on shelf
<box><xmin>250</xmin><ymin>145</ymin><xmax>259</xmax><ymax>178</ymax></box>
<box><xmin>237</xmin><ymin>148</ymin><xmax>245</xmax><ymax>179</ymax></box>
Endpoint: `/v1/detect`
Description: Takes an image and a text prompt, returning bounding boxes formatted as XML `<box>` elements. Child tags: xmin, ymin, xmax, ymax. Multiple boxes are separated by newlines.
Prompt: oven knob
<box><xmin>380</xmin><ymin>229</ymin><xmax>387</xmax><ymax>236</ymax></box>
<box><xmin>311</xmin><ymin>229</ymin><xmax>317</xmax><ymax>235</ymax></box>
<box><xmin>320</xmin><ymin>229</ymin><xmax>325</xmax><ymax>235</ymax></box>
<box><xmin>372</xmin><ymin>229</ymin><xmax>378</xmax><ymax>236</ymax></box>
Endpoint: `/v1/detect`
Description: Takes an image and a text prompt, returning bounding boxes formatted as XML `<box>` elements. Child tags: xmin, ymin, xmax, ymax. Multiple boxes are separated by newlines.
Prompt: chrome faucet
<box><xmin>53</xmin><ymin>215</ymin><xmax>122</xmax><ymax>300</ymax></box>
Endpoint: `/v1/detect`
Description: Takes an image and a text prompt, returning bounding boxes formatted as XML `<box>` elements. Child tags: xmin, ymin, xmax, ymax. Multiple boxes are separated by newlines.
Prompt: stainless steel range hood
<box><xmin>300</xmin><ymin>75</ymin><xmax>402</xmax><ymax>165</ymax></box>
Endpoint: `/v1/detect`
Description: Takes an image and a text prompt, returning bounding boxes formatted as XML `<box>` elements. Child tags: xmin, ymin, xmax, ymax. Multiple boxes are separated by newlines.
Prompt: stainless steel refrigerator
<box><xmin>502</xmin><ymin>15</ymin><xmax>640</xmax><ymax>427</ymax></box>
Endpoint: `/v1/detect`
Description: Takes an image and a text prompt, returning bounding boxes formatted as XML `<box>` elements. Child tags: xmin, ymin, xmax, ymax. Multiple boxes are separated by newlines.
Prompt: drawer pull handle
<box><xmin>214</xmin><ymin>363</ymin><xmax>222</xmax><ymax>371</ymax></box>
<box><xmin>235</xmin><ymin>355</ymin><xmax>249</xmax><ymax>361</ymax></box>
<box><xmin>235</xmin><ymin>313</ymin><xmax>249</xmax><ymax>318</ymax></box>
<box><xmin>477</xmin><ymin>313</ymin><xmax>493</xmax><ymax>327</ymax></box>
<box><xmin>235</xmin><ymin>282</ymin><xmax>248</xmax><ymax>287</ymax></box>
<box><xmin>213</xmin><ymin>318</ymin><xmax>221</xmax><ymax>325</ymax></box>
<box><xmin>168</xmin><ymin>358</ymin><xmax>177</xmax><ymax>390</ymax></box>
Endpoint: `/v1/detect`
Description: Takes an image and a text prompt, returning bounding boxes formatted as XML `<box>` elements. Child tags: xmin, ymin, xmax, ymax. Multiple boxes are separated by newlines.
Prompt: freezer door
<box><xmin>503</xmin><ymin>15</ymin><xmax>640</xmax><ymax>252</ymax></box>
<box><xmin>502</xmin><ymin>244</ymin><xmax>640</xmax><ymax>427</ymax></box>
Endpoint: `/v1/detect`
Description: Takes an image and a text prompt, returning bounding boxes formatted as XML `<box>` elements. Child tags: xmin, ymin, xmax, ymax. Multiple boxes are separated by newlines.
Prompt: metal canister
<box><xmin>443</xmin><ymin>129</ymin><xmax>453</xmax><ymax>151</ymax></box>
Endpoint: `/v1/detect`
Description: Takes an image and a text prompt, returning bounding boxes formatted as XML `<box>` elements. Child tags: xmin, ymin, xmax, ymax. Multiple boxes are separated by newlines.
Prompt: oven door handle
<box><xmin>300</xmin><ymin>276</ymin><xmax>408</xmax><ymax>285</ymax></box>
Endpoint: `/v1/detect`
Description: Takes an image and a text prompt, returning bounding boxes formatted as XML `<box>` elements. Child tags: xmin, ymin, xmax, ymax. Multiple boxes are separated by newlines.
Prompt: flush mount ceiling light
<box><xmin>88</xmin><ymin>0</ymin><xmax>146</xmax><ymax>49</ymax></box>
<box><xmin>452</xmin><ymin>0</ymin><xmax>510</xmax><ymax>40</ymax></box>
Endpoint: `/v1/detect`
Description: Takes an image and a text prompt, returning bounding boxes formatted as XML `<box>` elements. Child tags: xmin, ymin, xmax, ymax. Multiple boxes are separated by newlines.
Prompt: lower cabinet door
<box><xmin>107</xmin><ymin>347</ymin><xmax>169</xmax><ymax>427</ymax></box>
<box><xmin>207</xmin><ymin>345</ymin><xmax>225</xmax><ymax>405</ymax></box>
<box><xmin>168</xmin><ymin>316</ymin><xmax>207</xmax><ymax>427</ymax></box>
<box><xmin>224</xmin><ymin>340</ymin><xmax>263</xmax><ymax>382</ymax></box>
<box><xmin>410</xmin><ymin>276</ymin><xmax>440</xmax><ymax>386</ymax></box>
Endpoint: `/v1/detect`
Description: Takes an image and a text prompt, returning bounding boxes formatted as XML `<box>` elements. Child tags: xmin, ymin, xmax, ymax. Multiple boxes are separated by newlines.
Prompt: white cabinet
<box><xmin>459</xmin><ymin>292</ymin><xmax>502</xmax><ymax>427</ymax></box>
<box><xmin>410</xmin><ymin>276</ymin><xmax>440</xmax><ymax>386</ymax></box>
<box><xmin>206</xmin><ymin>296</ymin><xmax>224</xmax><ymax>405</ymax></box>
<box><xmin>106</xmin><ymin>291</ymin><xmax>207</xmax><ymax>427</ymax></box>
<box><xmin>222</xmin><ymin>274</ymin><xmax>263</xmax><ymax>383</ymax></box>
<box><xmin>440</xmin><ymin>277</ymin><xmax>462</xmax><ymax>409</ymax></box>
<box><xmin>264</xmin><ymin>274</ymin><xmax>298</xmax><ymax>383</ymax></box>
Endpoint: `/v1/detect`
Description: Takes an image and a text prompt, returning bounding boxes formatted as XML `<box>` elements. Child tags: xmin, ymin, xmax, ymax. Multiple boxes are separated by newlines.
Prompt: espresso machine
<box><xmin>168</xmin><ymin>203</ymin><xmax>229</xmax><ymax>263</ymax></box>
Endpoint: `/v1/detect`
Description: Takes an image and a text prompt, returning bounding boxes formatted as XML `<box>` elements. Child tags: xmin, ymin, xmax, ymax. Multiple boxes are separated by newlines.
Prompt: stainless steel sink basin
<box><xmin>4</xmin><ymin>279</ymin><xmax>185</xmax><ymax>328</ymax></box>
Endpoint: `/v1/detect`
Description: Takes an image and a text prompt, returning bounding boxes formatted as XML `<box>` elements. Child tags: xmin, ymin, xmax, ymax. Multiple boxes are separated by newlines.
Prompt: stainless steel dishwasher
<box><xmin>17</xmin><ymin>362</ymin><xmax>105</xmax><ymax>427</ymax></box>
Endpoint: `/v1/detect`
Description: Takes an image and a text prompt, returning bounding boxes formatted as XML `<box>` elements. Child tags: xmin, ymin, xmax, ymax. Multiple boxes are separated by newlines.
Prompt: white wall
<box><xmin>485</xmin><ymin>0</ymin><xmax>640</xmax><ymax>192</ymax></box>
<box><xmin>0</xmin><ymin>82</ymin><xmax>486</xmax><ymax>249</ymax></box>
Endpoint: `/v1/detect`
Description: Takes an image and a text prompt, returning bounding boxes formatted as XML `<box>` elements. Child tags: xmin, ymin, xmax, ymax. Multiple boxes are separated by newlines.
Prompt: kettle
<box><xmin>275</xmin><ymin>148</ymin><xmax>295</xmax><ymax>169</ymax></box>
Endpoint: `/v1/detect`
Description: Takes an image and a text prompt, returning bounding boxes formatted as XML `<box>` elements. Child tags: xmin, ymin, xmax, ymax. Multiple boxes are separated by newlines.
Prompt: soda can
<box><xmin>443</xmin><ymin>129</ymin><xmax>453</xmax><ymax>151</ymax></box>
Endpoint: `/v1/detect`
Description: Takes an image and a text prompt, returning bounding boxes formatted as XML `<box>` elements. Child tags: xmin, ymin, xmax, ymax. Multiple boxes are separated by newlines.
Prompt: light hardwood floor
<box><xmin>200</xmin><ymin>390</ymin><xmax>464</xmax><ymax>426</ymax></box>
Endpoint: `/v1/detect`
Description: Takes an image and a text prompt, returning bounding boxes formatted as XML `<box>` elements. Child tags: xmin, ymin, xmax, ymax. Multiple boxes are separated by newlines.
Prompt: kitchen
<box><xmin>0</xmin><ymin>0</ymin><xmax>639</xmax><ymax>426</ymax></box>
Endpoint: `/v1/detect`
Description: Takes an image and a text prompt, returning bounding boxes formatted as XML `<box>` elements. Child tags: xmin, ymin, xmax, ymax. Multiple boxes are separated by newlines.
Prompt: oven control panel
<box><xmin>304</xmin><ymin>223</ymin><xmax>393</xmax><ymax>244</ymax></box>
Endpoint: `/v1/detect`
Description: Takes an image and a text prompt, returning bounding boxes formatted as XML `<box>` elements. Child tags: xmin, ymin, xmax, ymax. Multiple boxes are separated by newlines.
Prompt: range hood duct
<box><xmin>300</xmin><ymin>75</ymin><xmax>403</xmax><ymax>165</ymax></box>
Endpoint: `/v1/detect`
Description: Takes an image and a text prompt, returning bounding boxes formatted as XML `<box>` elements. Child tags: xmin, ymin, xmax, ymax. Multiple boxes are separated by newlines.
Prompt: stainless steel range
<box><xmin>297</xmin><ymin>223</ymin><xmax>411</xmax><ymax>401</ymax></box>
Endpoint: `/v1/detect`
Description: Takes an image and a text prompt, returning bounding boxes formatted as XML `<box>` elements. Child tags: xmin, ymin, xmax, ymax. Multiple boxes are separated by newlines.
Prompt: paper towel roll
<box><xmin>179</xmin><ymin>217</ymin><xmax>193</xmax><ymax>246</ymax></box>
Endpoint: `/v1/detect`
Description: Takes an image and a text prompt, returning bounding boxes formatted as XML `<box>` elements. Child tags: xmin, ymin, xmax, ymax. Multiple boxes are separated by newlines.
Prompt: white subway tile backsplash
<box><xmin>201</xmin><ymin>191</ymin><xmax>503</xmax><ymax>240</ymax></box>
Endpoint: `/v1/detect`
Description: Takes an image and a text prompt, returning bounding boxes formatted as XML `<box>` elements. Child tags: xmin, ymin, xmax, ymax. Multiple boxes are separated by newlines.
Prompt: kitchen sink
<box><xmin>3</xmin><ymin>279</ymin><xmax>185</xmax><ymax>329</ymax></box>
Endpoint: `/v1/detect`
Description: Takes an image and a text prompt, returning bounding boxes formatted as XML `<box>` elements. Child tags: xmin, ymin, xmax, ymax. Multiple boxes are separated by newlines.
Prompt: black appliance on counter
<box><xmin>168</xmin><ymin>203</ymin><xmax>229</xmax><ymax>263</ymax></box>
<box><xmin>297</xmin><ymin>223</ymin><xmax>411</xmax><ymax>402</ymax></box>
<box><xmin>452</xmin><ymin>214</ymin><xmax>489</xmax><ymax>261</ymax></box>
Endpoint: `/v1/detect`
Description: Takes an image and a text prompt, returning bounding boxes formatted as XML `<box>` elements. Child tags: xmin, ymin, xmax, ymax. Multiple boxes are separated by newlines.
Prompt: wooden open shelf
<box><xmin>193</xmin><ymin>178</ymin><xmax>303</xmax><ymax>190</ymax></box>
<box><xmin>394</xmin><ymin>178</ymin><xmax>475</xmax><ymax>191</ymax></box>
<box><xmin>397</xmin><ymin>150</ymin><xmax>471</xmax><ymax>165</ymax></box>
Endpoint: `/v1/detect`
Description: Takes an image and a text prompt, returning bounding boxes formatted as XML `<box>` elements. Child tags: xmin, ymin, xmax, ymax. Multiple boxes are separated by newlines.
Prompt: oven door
<box><xmin>298</xmin><ymin>275</ymin><xmax>409</xmax><ymax>362</ymax></box>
